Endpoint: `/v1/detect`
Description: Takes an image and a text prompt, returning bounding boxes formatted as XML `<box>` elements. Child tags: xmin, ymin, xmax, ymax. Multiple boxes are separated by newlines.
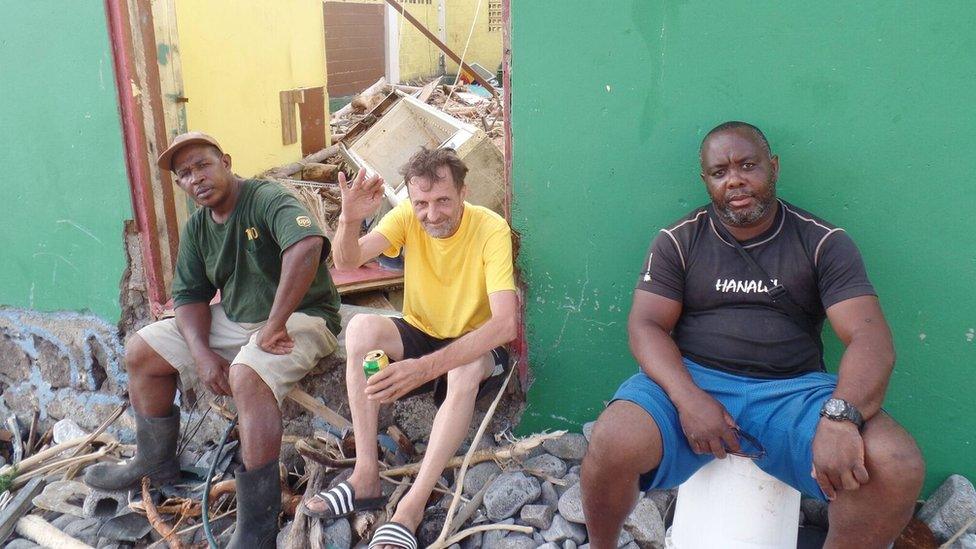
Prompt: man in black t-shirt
<box><xmin>581</xmin><ymin>122</ymin><xmax>924</xmax><ymax>548</ymax></box>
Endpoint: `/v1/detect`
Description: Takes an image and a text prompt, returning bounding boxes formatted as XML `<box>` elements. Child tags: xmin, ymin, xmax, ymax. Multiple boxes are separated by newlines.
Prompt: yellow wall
<box><xmin>445</xmin><ymin>0</ymin><xmax>502</xmax><ymax>77</ymax></box>
<box><xmin>394</xmin><ymin>1</ymin><xmax>442</xmax><ymax>81</ymax></box>
<box><xmin>176</xmin><ymin>0</ymin><xmax>329</xmax><ymax>177</ymax></box>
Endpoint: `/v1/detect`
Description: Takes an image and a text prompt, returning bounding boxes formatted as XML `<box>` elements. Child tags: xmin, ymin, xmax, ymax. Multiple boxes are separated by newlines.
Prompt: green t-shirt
<box><xmin>172</xmin><ymin>179</ymin><xmax>341</xmax><ymax>335</ymax></box>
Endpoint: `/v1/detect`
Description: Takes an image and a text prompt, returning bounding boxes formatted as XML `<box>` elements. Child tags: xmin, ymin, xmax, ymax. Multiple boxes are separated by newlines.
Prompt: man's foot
<box><xmin>370</xmin><ymin>505</ymin><xmax>423</xmax><ymax>549</ymax></box>
<box><xmin>300</xmin><ymin>476</ymin><xmax>385</xmax><ymax>518</ymax></box>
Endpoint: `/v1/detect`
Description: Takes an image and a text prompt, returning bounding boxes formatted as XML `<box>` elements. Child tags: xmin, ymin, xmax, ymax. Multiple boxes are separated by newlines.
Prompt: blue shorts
<box><xmin>612</xmin><ymin>358</ymin><xmax>836</xmax><ymax>501</ymax></box>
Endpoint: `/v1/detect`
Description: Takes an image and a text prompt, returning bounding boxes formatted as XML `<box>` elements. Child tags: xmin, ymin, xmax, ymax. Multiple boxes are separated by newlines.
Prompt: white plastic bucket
<box><xmin>665</xmin><ymin>455</ymin><xmax>801</xmax><ymax>549</ymax></box>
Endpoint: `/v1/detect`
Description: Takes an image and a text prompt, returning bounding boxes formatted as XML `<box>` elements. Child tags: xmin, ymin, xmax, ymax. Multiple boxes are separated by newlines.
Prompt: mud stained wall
<box><xmin>0</xmin><ymin>3</ymin><xmax>132</xmax><ymax>322</ymax></box>
<box><xmin>510</xmin><ymin>1</ymin><xmax>976</xmax><ymax>494</ymax></box>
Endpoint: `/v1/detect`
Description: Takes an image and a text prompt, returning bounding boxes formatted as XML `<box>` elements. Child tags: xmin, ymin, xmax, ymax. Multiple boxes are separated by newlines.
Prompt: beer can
<box><xmin>363</xmin><ymin>350</ymin><xmax>389</xmax><ymax>377</ymax></box>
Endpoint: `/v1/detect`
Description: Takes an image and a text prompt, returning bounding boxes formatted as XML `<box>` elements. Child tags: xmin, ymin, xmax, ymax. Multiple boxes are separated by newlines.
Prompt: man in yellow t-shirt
<box><xmin>300</xmin><ymin>147</ymin><xmax>518</xmax><ymax>549</ymax></box>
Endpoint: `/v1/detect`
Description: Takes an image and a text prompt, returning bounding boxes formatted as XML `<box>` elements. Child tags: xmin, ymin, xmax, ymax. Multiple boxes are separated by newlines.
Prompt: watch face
<box><xmin>825</xmin><ymin>399</ymin><xmax>845</xmax><ymax>416</ymax></box>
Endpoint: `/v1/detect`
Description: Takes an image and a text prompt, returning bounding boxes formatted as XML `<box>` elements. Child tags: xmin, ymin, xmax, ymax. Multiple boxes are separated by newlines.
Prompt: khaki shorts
<box><xmin>137</xmin><ymin>304</ymin><xmax>338</xmax><ymax>406</ymax></box>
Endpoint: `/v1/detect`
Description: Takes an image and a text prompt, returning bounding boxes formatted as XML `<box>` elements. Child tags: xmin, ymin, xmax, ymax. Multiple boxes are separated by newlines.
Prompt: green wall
<box><xmin>511</xmin><ymin>1</ymin><xmax>975</xmax><ymax>494</ymax></box>
<box><xmin>0</xmin><ymin>3</ymin><xmax>131</xmax><ymax>321</ymax></box>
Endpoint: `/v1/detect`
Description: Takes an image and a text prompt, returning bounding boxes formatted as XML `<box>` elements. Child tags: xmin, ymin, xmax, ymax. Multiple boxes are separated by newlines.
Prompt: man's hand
<box><xmin>675</xmin><ymin>390</ymin><xmax>740</xmax><ymax>458</ymax></box>
<box><xmin>338</xmin><ymin>169</ymin><xmax>385</xmax><ymax>223</ymax></box>
<box><xmin>194</xmin><ymin>351</ymin><xmax>232</xmax><ymax>396</ymax></box>
<box><xmin>256</xmin><ymin>322</ymin><xmax>295</xmax><ymax>355</ymax></box>
<box><xmin>365</xmin><ymin>358</ymin><xmax>434</xmax><ymax>403</ymax></box>
<box><xmin>811</xmin><ymin>418</ymin><xmax>869</xmax><ymax>500</ymax></box>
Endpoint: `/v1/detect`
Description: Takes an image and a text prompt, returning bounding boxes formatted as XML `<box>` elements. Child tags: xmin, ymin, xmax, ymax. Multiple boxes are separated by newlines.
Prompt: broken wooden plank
<box><xmin>6</xmin><ymin>415</ymin><xmax>23</xmax><ymax>464</ymax></box>
<box><xmin>384</xmin><ymin>0</ymin><xmax>499</xmax><ymax>98</ymax></box>
<box><xmin>286</xmin><ymin>387</ymin><xmax>353</xmax><ymax>431</ymax></box>
<box><xmin>0</xmin><ymin>477</ymin><xmax>45</xmax><ymax>545</ymax></box>
<box><xmin>331</xmin><ymin>262</ymin><xmax>404</xmax><ymax>296</ymax></box>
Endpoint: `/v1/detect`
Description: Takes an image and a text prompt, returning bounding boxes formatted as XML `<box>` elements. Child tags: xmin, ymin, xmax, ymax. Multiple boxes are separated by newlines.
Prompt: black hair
<box><xmin>700</xmin><ymin>121</ymin><xmax>771</xmax><ymax>158</ymax></box>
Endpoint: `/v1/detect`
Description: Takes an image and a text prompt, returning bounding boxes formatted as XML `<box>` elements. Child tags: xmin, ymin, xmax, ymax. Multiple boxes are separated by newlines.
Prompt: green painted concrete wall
<box><xmin>0</xmin><ymin>3</ymin><xmax>131</xmax><ymax>321</ymax></box>
<box><xmin>511</xmin><ymin>1</ymin><xmax>975</xmax><ymax>493</ymax></box>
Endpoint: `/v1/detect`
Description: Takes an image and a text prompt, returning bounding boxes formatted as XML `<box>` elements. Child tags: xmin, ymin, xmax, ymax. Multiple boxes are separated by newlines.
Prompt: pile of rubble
<box><xmin>3</xmin><ymin>400</ymin><xmax>974</xmax><ymax>549</ymax></box>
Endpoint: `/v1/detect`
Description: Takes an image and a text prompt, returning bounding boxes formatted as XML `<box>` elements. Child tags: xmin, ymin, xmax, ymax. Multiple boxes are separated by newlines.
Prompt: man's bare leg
<box><xmin>229</xmin><ymin>364</ymin><xmax>282</xmax><ymax>470</ymax></box>
<box><xmin>126</xmin><ymin>335</ymin><xmax>179</xmax><ymax>417</ymax></box>
<box><xmin>383</xmin><ymin>355</ymin><xmax>493</xmax><ymax>538</ymax></box>
<box><xmin>581</xmin><ymin>401</ymin><xmax>663</xmax><ymax>549</ymax></box>
<box><xmin>824</xmin><ymin>413</ymin><xmax>924</xmax><ymax>549</ymax></box>
<box><xmin>303</xmin><ymin>314</ymin><xmax>404</xmax><ymax>513</ymax></box>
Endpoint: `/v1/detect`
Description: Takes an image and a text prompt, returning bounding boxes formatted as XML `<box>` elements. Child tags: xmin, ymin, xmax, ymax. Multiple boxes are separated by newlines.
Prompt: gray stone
<box><xmin>543</xmin><ymin>433</ymin><xmax>589</xmax><ymax>461</ymax></box>
<box><xmin>524</xmin><ymin>454</ymin><xmax>569</xmax><ymax>479</ymax></box>
<box><xmin>484</xmin><ymin>472</ymin><xmax>542</xmax><ymax>521</ymax></box>
<box><xmin>645</xmin><ymin>489</ymin><xmax>676</xmax><ymax>523</ymax></box>
<box><xmin>323</xmin><ymin>517</ymin><xmax>352</xmax><ymax>549</ymax></box>
<box><xmin>556</xmin><ymin>474</ymin><xmax>580</xmax><ymax>497</ymax></box>
<box><xmin>4</xmin><ymin>540</ymin><xmax>41</xmax><ymax>549</ymax></box>
<box><xmin>617</xmin><ymin>529</ymin><xmax>635</xmax><ymax>547</ymax></box>
<box><xmin>63</xmin><ymin>517</ymin><xmax>103</xmax><ymax>546</ymax></box>
<box><xmin>521</xmin><ymin>503</ymin><xmax>555</xmax><ymax>530</ymax></box>
<box><xmin>583</xmin><ymin>422</ymin><xmax>595</xmax><ymax>442</ymax></box>
<box><xmin>538</xmin><ymin>543</ymin><xmax>561</xmax><ymax>549</ymax></box>
<box><xmin>448</xmin><ymin>544</ymin><xmax>461</xmax><ymax>549</ymax></box>
<box><xmin>53</xmin><ymin>418</ymin><xmax>88</xmax><ymax>444</ymax></box>
<box><xmin>533</xmin><ymin>531</ymin><xmax>546</xmax><ymax>545</ymax></box>
<box><xmin>620</xmin><ymin>542</ymin><xmax>639</xmax><ymax>549</ymax></box>
<box><xmin>51</xmin><ymin>512</ymin><xmax>80</xmax><ymax>529</ymax></box>
<box><xmin>564</xmin><ymin>540</ymin><xmax>578</xmax><ymax>549</ymax></box>
<box><xmin>541</xmin><ymin>481</ymin><xmax>559</xmax><ymax>507</ymax></box>
<box><xmin>952</xmin><ymin>533</ymin><xmax>976</xmax><ymax>549</ymax></box>
<box><xmin>624</xmin><ymin>497</ymin><xmax>665</xmax><ymax>548</ymax></box>
<box><xmin>491</xmin><ymin>534</ymin><xmax>537</xmax><ymax>549</ymax></box>
<box><xmin>918</xmin><ymin>474</ymin><xmax>976</xmax><ymax>541</ymax></box>
<box><xmin>801</xmin><ymin>496</ymin><xmax>829</xmax><ymax>529</ymax></box>
<box><xmin>568</xmin><ymin>465</ymin><xmax>581</xmax><ymax>476</ymax></box>
<box><xmin>542</xmin><ymin>514</ymin><xmax>587</xmax><ymax>544</ymax></box>
<box><xmin>463</xmin><ymin>461</ymin><xmax>503</xmax><ymax>498</ymax></box>
<box><xmin>483</xmin><ymin>518</ymin><xmax>514</xmax><ymax>548</ymax></box>
<box><xmin>558</xmin><ymin>482</ymin><xmax>585</xmax><ymax>524</ymax></box>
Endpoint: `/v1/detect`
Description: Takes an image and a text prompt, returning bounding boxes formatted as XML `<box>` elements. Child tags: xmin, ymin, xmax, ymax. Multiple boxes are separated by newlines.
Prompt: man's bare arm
<box><xmin>257</xmin><ymin>235</ymin><xmax>325</xmax><ymax>354</ymax></box>
<box><xmin>629</xmin><ymin>291</ymin><xmax>740</xmax><ymax>457</ymax></box>
<box><xmin>175</xmin><ymin>302</ymin><xmax>231</xmax><ymax>395</ymax></box>
<box><xmin>812</xmin><ymin>294</ymin><xmax>894</xmax><ymax>497</ymax></box>
<box><xmin>175</xmin><ymin>302</ymin><xmax>213</xmax><ymax>359</ymax></box>
<box><xmin>425</xmin><ymin>290</ymin><xmax>519</xmax><ymax>377</ymax></box>
<box><xmin>825</xmin><ymin>294</ymin><xmax>895</xmax><ymax>420</ymax></box>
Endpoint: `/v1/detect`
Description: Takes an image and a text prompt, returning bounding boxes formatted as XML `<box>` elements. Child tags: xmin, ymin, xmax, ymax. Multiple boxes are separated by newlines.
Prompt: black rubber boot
<box><xmin>83</xmin><ymin>405</ymin><xmax>181</xmax><ymax>491</ymax></box>
<box><xmin>227</xmin><ymin>459</ymin><xmax>281</xmax><ymax>549</ymax></box>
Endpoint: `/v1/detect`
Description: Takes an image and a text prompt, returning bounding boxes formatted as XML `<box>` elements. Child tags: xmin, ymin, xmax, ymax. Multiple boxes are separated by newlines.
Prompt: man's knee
<box><xmin>445</xmin><ymin>359</ymin><xmax>486</xmax><ymax>399</ymax></box>
<box><xmin>864</xmin><ymin>418</ymin><xmax>925</xmax><ymax>500</ymax></box>
<box><xmin>585</xmin><ymin>401</ymin><xmax>663</xmax><ymax>473</ymax></box>
<box><xmin>345</xmin><ymin>314</ymin><xmax>394</xmax><ymax>354</ymax></box>
<box><xmin>229</xmin><ymin>364</ymin><xmax>271</xmax><ymax>401</ymax></box>
<box><xmin>124</xmin><ymin>335</ymin><xmax>172</xmax><ymax>377</ymax></box>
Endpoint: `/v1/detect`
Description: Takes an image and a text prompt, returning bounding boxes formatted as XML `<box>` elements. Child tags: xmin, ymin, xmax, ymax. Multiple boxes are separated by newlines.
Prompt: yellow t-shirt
<box><xmin>374</xmin><ymin>200</ymin><xmax>516</xmax><ymax>339</ymax></box>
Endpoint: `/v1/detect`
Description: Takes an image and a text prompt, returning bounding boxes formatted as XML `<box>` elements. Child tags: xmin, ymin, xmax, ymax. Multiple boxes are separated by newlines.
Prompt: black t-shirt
<box><xmin>637</xmin><ymin>199</ymin><xmax>876</xmax><ymax>378</ymax></box>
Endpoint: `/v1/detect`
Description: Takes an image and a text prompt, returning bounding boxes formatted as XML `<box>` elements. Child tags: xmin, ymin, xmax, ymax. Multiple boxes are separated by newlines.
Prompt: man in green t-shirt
<box><xmin>83</xmin><ymin>132</ymin><xmax>341</xmax><ymax>548</ymax></box>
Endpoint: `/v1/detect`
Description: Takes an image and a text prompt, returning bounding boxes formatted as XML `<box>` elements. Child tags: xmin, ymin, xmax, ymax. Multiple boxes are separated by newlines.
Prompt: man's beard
<box><xmin>423</xmin><ymin>217</ymin><xmax>461</xmax><ymax>238</ymax></box>
<box><xmin>715</xmin><ymin>181</ymin><xmax>776</xmax><ymax>226</ymax></box>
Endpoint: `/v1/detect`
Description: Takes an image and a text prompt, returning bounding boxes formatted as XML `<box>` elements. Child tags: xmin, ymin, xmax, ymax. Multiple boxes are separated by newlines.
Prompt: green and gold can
<box><xmin>363</xmin><ymin>350</ymin><xmax>389</xmax><ymax>377</ymax></box>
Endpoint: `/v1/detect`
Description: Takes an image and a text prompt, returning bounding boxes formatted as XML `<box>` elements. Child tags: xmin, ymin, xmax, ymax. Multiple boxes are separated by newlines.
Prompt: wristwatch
<box><xmin>820</xmin><ymin>398</ymin><xmax>865</xmax><ymax>430</ymax></box>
